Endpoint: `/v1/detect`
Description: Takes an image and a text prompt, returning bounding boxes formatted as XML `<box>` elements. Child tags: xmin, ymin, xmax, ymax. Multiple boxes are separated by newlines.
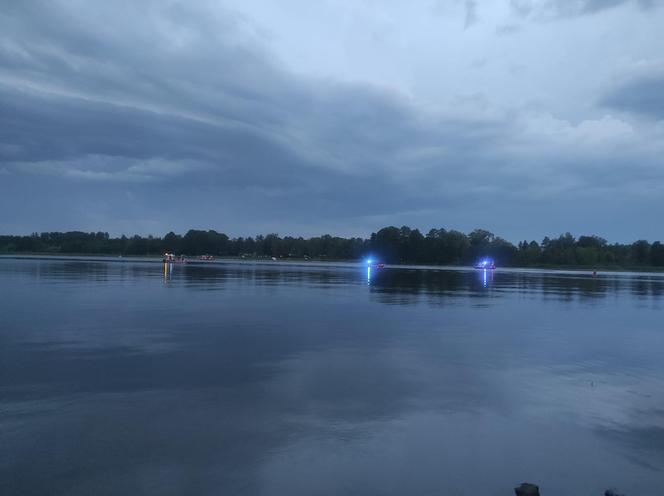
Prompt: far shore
<box><xmin>2</xmin><ymin>252</ymin><xmax>664</xmax><ymax>274</ymax></box>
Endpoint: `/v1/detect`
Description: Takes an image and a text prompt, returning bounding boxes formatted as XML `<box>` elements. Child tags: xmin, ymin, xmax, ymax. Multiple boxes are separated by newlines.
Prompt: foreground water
<box><xmin>1</xmin><ymin>258</ymin><xmax>663</xmax><ymax>495</ymax></box>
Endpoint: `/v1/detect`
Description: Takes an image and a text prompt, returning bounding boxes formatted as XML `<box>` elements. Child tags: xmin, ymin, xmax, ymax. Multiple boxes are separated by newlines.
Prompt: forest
<box><xmin>1</xmin><ymin>227</ymin><xmax>664</xmax><ymax>269</ymax></box>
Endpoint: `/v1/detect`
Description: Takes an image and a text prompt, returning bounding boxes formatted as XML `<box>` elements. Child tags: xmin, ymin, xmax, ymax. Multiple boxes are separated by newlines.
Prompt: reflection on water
<box><xmin>481</xmin><ymin>267</ymin><xmax>494</xmax><ymax>288</ymax></box>
<box><xmin>1</xmin><ymin>258</ymin><xmax>664</xmax><ymax>496</ymax></box>
<box><xmin>163</xmin><ymin>261</ymin><xmax>173</xmax><ymax>282</ymax></box>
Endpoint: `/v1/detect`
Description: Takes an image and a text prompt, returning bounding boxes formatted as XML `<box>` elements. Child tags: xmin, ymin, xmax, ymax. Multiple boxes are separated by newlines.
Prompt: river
<box><xmin>1</xmin><ymin>257</ymin><xmax>663</xmax><ymax>495</ymax></box>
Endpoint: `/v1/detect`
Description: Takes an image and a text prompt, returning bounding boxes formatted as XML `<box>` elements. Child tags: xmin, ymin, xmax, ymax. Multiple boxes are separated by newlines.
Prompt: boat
<box><xmin>198</xmin><ymin>255</ymin><xmax>215</xmax><ymax>261</ymax></box>
<box><xmin>366</xmin><ymin>258</ymin><xmax>385</xmax><ymax>269</ymax></box>
<box><xmin>474</xmin><ymin>258</ymin><xmax>496</xmax><ymax>270</ymax></box>
<box><xmin>163</xmin><ymin>253</ymin><xmax>187</xmax><ymax>263</ymax></box>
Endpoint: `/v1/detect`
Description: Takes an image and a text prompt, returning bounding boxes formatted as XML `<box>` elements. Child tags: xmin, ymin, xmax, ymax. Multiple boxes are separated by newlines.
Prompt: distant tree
<box><xmin>577</xmin><ymin>235</ymin><xmax>607</xmax><ymax>249</ymax></box>
<box><xmin>262</xmin><ymin>234</ymin><xmax>281</xmax><ymax>257</ymax></box>
<box><xmin>370</xmin><ymin>226</ymin><xmax>402</xmax><ymax>263</ymax></box>
<box><xmin>489</xmin><ymin>237</ymin><xmax>518</xmax><ymax>266</ymax></box>
<box><xmin>163</xmin><ymin>231</ymin><xmax>181</xmax><ymax>253</ymax></box>
<box><xmin>405</xmin><ymin>228</ymin><xmax>425</xmax><ymax>263</ymax></box>
<box><xmin>468</xmin><ymin>229</ymin><xmax>495</xmax><ymax>262</ymax></box>
<box><xmin>440</xmin><ymin>230</ymin><xmax>470</xmax><ymax>264</ymax></box>
<box><xmin>541</xmin><ymin>233</ymin><xmax>576</xmax><ymax>265</ymax></box>
<box><xmin>0</xmin><ymin>227</ymin><xmax>662</xmax><ymax>270</ymax></box>
<box><xmin>651</xmin><ymin>241</ymin><xmax>664</xmax><ymax>267</ymax></box>
<box><xmin>182</xmin><ymin>230</ymin><xmax>228</xmax><ymax>255</ymax></box>
<box><xmin>631</xmin><ymin>240</ymin><xmax>651</xmax><ymax>265</ymax></box>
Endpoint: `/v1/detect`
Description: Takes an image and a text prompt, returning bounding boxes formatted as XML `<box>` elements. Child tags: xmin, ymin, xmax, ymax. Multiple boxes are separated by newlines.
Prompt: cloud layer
<box><xmin>1</xmin><ymin>0</ymin><xmax>663</xmax><ymax>240</ymax></box>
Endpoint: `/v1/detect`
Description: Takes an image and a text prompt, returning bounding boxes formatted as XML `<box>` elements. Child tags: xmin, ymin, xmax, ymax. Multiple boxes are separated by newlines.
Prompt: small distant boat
<box><xmin>163</xmin><ymin>253</ymin><xmax>187</xmax><ymax>263</ymax></box>
<box><xmin>365</xmin><ymin>259</ymin><xmax>385</xmax><ymax>269</ymax></box>
<box><xmin>198</xmin><ymin>255</ymin><xmax>215</xmax><ymax>261</ymax></box>
<box><xmin>474</xmin><ymin>258</ymin><xmax>496</xmax><ymax>270</ymax></box>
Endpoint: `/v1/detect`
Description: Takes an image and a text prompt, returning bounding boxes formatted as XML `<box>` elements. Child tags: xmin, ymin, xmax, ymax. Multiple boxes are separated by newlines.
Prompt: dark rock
<box><xmin>514</xmin><ymin>482</ymin><xmax>540</xmax><ymax>496</ymax></box>
<box><xmin>605</xmin><ymin>490</ymin><xmax>625</xmax><ymax>496</ymax></box>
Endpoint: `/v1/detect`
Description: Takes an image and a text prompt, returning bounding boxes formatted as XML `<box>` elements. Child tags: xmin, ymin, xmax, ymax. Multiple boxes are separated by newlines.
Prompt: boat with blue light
<box><xmin>474</xmin><ymin>258</ymin><xmax>496</xmax><ymax>270</ymax></box>
<box><xmin>365</xmin><ymin>258</ymin><xmax>385</xmax><ymax>269</ymax></box>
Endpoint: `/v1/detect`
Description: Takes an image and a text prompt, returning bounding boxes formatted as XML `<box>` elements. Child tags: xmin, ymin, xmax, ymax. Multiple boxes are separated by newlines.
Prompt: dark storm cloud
<box><xmin>601</xmin><ymin>68</ymin><xmax>664</xmax><ymax>120</ymax></box>
<box><xmin>0</xmin><ymin>78</ymin><xmax>502</xmax><ymax>216</ymax></box>
<box><xmin>0</xmin><ymin>83</ymin><xmax>483</xmax><ymax>235</ymax></box>
<box><xmin>0</xmin><ymin>0</ymin><xmax>515</xmax><ymax>235</ymax></box>
<box><xmin>1</xmin><ymin>0</ymin><xmax>663</xmax><ymax>239</ymax></box>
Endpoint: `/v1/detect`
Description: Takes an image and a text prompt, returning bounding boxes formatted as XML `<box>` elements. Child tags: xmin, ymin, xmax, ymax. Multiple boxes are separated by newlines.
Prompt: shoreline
<box><xmin>2</xmin><ymin>252</ymin><xmax>664</xmax><ymax>275</ymax></box>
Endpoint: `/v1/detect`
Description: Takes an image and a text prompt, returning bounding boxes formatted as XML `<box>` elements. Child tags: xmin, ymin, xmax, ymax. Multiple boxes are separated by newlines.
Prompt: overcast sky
<box><xmin>1</xmin><ymin>0</ymin><xmax>663</xmax><ymax>241</ymax></box>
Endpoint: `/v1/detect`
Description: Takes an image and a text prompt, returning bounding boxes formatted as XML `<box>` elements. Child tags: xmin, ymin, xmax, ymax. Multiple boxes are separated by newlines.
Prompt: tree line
<box><xmin>1</xmin><ymin>227</ymin><xmax>664</xmax><ymax>269</ymax></box>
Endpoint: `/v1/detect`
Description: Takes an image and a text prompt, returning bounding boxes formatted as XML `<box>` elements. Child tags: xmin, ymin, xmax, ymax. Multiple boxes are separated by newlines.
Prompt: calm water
<box><xmin>1</xmin><ymin>258</ymin><xmax>664</xmax><ymax>495</ymax></box>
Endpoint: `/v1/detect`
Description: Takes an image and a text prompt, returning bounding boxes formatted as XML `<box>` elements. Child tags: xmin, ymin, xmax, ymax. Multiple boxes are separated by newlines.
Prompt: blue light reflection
<box><xmin>478</xmin><ymin>267</ymin><xmax>494</xmax><ymax>288</ymax></box>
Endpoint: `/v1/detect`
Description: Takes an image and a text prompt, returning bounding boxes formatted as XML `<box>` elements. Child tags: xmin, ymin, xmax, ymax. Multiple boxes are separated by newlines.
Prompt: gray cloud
<box><xmin>1</xmin><ymin>0</ymin><xmax>664</xmax><ymax>240</ymax></box>
<box><xmin>464</xmin><ymin>0</ymin><xmax>479</xmax><ymax>28</ymax></box>
<box><xmin>511</xmin><ymin>0</ymin><xmax>656</xmax><ymax>18</ymax></box>
<box><xmin>602</xmin><ymin>67</ymin><xmax>664</xmax><ymax>120</ymax></box>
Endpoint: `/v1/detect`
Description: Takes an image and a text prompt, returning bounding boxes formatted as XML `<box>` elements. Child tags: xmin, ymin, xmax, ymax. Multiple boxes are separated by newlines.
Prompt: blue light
<box><xmin>366</xmin><ymin>258</ymin><xmax>373</xmax><ymax>265</ymax></box>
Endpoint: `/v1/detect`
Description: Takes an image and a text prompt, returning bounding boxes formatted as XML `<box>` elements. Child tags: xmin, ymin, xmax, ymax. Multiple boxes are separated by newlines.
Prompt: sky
<box><xmin>1</xmin><ymin>0</ymin><xmax>664</xmax><ymax>242</ymax></box>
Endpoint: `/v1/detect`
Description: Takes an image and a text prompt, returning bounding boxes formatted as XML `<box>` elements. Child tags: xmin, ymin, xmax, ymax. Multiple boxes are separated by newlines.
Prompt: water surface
<box><xmin>1</xmin><ymin>258</ymin><xmax>664</xmax><ymax>495</ymax></box>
